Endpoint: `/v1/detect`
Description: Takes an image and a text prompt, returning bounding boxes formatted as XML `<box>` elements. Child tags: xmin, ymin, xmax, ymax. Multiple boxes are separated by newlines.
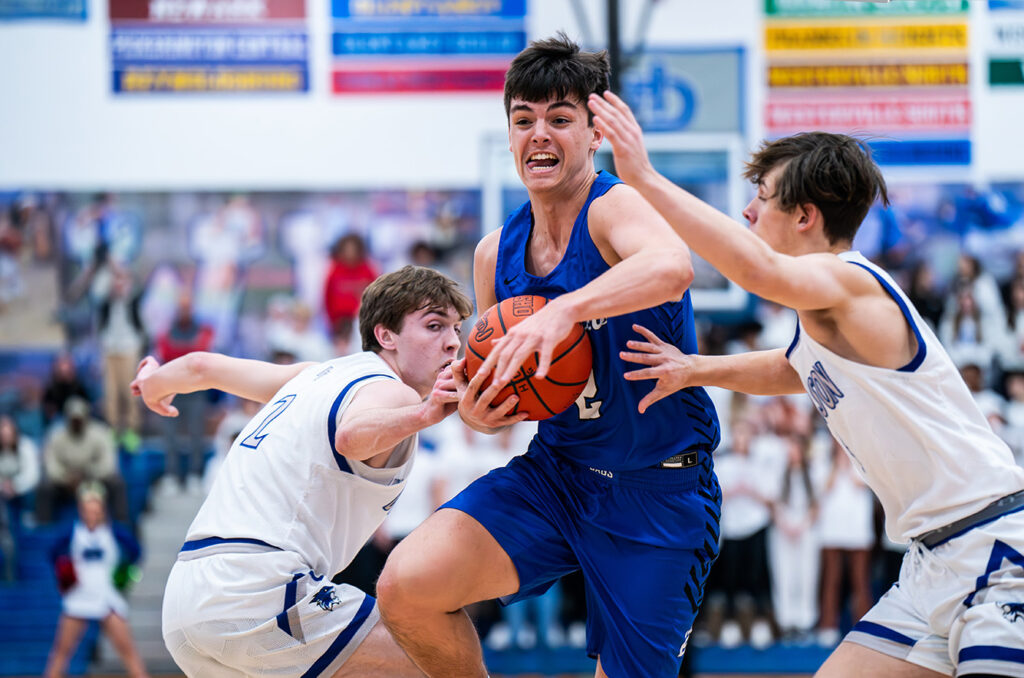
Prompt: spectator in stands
<box><xmin>36</xmin><ymin>397</ymin><xmax>128</xmax><ymax>525</ymax></box>
<box><xmin>155</xmin><ymin>292</ymin><xmax>213</xmax><ymax>493</ymax></box>
<box><xmin>44</xmin><ymin>482</ymin><xmax>148</xmax><ymax>678</ymax></box>
<box><xmin>1000</xmin><ymin>278</ymin><xmax>1024</xmax><ymax>369</ymax></box>
<box><xmin>41</xmin><ymin>353</ymin><xmax>90</xmax><ymax>430</ymax></box>
<box><xmin>0</xmin><ymin>414</ymin><xmax>41</xmax><ymax>578</ymax></box>
<box><xmin>769</xmin><ymin>431</ymin><xmax>822</xmax><ymax>643</ymax></box>
<box><xmin>1000</xmin><ymin>249</ymin><xmax>1024</xmax><ymax>312</ymax></box>
<box><xmin>266</xmin><ymin>301</ymin><xmax>333</xmax><ymax>364</ymax></box>
<box><xmin>706</xmin><ymin>418</ymin><xmax>776</xmax><ymax>649</ymax></box>
<box><xmin>323</xmin><ymin>234</ymin><xmax>377</xmax><ymax>343</ymax></box>
<box><xmin>0</xmin><ymin>205</ymin><xmax>25</xmax><ymax>307</ymax></box>
<box><xmin>946</xmin><ymin>253</ymin><xmax>1005</xmax><ymax>330</ymax></box>
<box><xmin>816</xmin><ymin>438</ymin><xmax>875</xmax><ymax>648</ymax></box>
<box><xmin>97</xmin><ymin>267</ymin><xmax>145</xmax><ymax>450</ymax></box>
<box><xmin>1003</xmin><ymin>370</ymin><xmax>1024</xmax><ymax>466</ymax></box>
<box><xmin>959</xmin><ymin>359</ymin><xmax>1007</xmax><ymax>433</ymax></box>
<box><xmin>906</xmin><ymin>260</ymin><xmax>945</xmax><ymax>331</ymax></box>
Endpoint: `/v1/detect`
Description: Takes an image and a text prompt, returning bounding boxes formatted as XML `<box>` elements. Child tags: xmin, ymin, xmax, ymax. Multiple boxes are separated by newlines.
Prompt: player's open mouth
<box><xmin>526</xmin><ymin>152</ymin><xmax>559</xmax><ymax>171</ymax></box>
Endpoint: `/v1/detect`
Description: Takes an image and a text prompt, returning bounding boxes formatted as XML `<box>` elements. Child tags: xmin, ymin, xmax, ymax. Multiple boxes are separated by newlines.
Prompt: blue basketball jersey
<box><xmin>494</xmin><ymin>171</ymin><xmax>720</xmax><ymax>470</ymax></box>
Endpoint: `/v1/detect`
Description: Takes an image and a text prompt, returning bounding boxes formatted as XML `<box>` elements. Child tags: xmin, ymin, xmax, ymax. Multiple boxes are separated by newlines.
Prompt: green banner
<box><xmin>766</xmin><ymin>0</ymin><xmax>967</xmax><ymax>17</ymax></box>
<box><xmin>991</xmin><ymin>58</ymin><xmax>1024</xmax><ymax>85</ymax></box>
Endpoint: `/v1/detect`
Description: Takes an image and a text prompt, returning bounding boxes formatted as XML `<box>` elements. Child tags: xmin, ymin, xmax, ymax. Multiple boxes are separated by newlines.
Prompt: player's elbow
<box><xmin>657</xmin><ymin>248</ymin><xmax>693</xmax><ymax>300</ymax></box>
<box><xmin>183</xmin><ymin>352</ymin><xmax>215</xmax><ymax>382</ymax></box>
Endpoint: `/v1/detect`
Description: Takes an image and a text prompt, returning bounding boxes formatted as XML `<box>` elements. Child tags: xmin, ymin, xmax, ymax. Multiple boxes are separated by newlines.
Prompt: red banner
<box><xmin>766</xmin><ymin>94</ymin><xmax>970</xmax><ymax>133</ymax></box>
<box><xmin>332</xmin><ymin>66</ymin><xmax>507</xmax><ymax>93</ymax></box>
<box><xmin>109</xmin><ymin>0</ymin><xmax>305</xmax><ymax>22</ymax></box>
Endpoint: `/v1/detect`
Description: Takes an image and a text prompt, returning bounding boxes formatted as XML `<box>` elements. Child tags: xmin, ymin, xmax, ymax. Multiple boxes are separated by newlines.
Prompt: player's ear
<box><xmin>374</xmin><ymin>324</ymin><xmax>398</xmax><ymax>351</ymax></box>
<box><xmin>590</xmin><ymin>122</ymin><xmax>603</xmax><ymax>152</ymax></box>
<box><xmin>796</xmin><ymin>203</ymin><xmax>820</xmax><ymax>233</ymax></box>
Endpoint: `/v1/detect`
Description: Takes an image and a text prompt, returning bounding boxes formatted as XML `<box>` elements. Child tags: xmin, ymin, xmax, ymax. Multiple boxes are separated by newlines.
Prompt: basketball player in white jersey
<box><xmin>590</xmin><ymin>91</ymin><xmax>1024</xmax><ymax>677</ymax></box>
<box><xmin>131</xmin><ymin>265</ymin><xmax>475</xmax><ymax>678</ymax></box>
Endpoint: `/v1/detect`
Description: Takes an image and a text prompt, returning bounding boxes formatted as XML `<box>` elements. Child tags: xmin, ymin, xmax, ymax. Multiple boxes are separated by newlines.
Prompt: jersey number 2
<box><xmin>574</xmin><ymin>371</ymin><xmax>602</xmax><ymax>420</ymax></box>
<box><xmin>240</xmin><ymin>394</ymin><xmax>296</xmax><ymax>450</ymax></box>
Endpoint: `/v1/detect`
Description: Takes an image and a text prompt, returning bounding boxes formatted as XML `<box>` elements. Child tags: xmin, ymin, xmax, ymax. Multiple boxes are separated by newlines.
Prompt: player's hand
<box><xmin>587</xmin><ymin>91</ymin><xmax>657</xmax><ymax>188</ymax></box>
<box><xmin>423</xmin><ymin>363</ymin><xmax>460</xmax><ymax>423</ymax></box>
<box><xmin>480</xmin><ymin>299</ymin><xmax>575</xmax><ymax>386</ymax></box>
<box><xmin>620</xmin><ymin>324</ymin><xmax>695</xmax><ymax>414</ymax></box>
<box><xmin>453</xmin><ymin>357</ymin><xmax>529</xmax><ymax>432</ymax></box>
<box><xmin>130</xmin><ymin>356</ymin><xmax>180</xmax><ymax>417</ymax></box>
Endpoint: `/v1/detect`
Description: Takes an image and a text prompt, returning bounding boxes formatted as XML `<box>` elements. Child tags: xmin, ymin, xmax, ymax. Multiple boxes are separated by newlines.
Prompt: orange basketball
<box><xmin>465</xmin><ymin>295</ymin><xmax>592</xmax><ymax>421</ymax></box>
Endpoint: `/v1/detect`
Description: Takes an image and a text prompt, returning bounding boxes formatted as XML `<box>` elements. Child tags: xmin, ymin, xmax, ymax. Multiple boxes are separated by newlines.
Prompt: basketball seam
<box><xmin>550</xmin><ymin>327</ymin><xmax>587</xmax><ymax>365</ymax></box>
<box><xmin>522</xmin><ymin>376</ymin><xmax>558</xmax><ymax>418</ymax></box>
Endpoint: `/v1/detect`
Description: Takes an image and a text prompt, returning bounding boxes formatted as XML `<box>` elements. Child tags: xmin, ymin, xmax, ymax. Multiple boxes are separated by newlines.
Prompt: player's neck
<box><xmin>376</xmin><ymin>350</ymin><xmax>430</xmax><ymax>399</ymax></box>
<box><xmin>529</xmin><ymin>170</ymin><xmax>596</xmax><ymax>238</ymax></box>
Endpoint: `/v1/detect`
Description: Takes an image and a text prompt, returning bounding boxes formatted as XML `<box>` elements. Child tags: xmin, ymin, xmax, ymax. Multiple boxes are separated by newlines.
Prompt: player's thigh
<box><xmin>380</xmin><ymin>507</ymin><xmax>519</xmax><ymax>610</ymax></box>
<box><xmin>333</xmin><ymin>620</ymin><xmax>423</xmax><ymax>678</ymax></box>
<box><xmin>816</xmin><ymin>641</ymin><xmax>948</xmax><ymax>678</ymax></box>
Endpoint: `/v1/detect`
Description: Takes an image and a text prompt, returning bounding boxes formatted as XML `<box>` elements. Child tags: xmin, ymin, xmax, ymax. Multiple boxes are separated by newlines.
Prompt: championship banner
<box><xmin>768</xmin><ymin>62</ymin><xmax>968</xmax><ymax>88</ymax></box>
<box><xmin>766</xmin><ymin>93</ymin><xmax>970</xmax><ymax>133</ymax></box>
<box><xmin>0</xmin><ymin>0</ymin><xmax>86</xmax><ymax>20</ymax></box>
<box><xmin>766</xmin><ymin>0</ymin><xmax>966</xmax><ymax>17</ymax></box>
<box><xmin>110</xmin><ymin>0</ymin><xmax>309</xmax><ymax>94</ymax></box>
<box><xmin>765</xmin><ymin>21</ymin><xmax>967</xmax><ymax>52</ymax></box>
<box><xmin>330</xmin><ymin>0</ymin><xmax>526</xmax><ymax>94</ymax></box>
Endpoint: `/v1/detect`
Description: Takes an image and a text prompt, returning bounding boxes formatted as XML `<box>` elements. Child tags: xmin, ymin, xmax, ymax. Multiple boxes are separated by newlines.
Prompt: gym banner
<box><xmin>0</xmin><ymin>0</ymin><xmax>85</xmax><ymax>20</ymax></box>
<box><xmin>765</xmin><ymin>21</ymin><xmax>967</xmax><ymax>52</ymax></box>
<box><xmin>768</xmin><ymin>62</ymin><xmax>968</xmax><ymax>88</ymax></box>
<box><xmin>766</xmin><ymin>94</ymin><xmax>970</xmax><ymax>133</ymax></box>
<box><xmin>766</xmin><ymin>0</ymin><xmax>966</xmax><ymax>17</ymax></box>
<box><xmin>110</xmin><ymin>0</ymin><xmax>309</xmax><ymax>94</ymax></box>
<box><xmin>330</xmin><ymin>0</ymin><xmax>525</xmax><ymax>93</ymax></box>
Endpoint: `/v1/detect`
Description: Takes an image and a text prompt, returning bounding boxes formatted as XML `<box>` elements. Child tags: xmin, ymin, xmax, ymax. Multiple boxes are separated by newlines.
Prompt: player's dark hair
<box><xmin>359</xmin><ymin>266</ymin><xmax>473</xmax><ymax>352</ymax></box>
<box><xmin>743</xmin><ymin>132</ymin><xmax>890</xmax><ymax>246</ymax></box>
<box><xmin>504</xmin><ymin>32</ymin><xmax>609</xmax><ymax>124</ymax></box>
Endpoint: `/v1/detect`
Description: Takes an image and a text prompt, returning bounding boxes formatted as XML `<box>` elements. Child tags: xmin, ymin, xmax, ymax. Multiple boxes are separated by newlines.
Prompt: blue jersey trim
<box><xmin>785</xmin><ymin>322</ymin><xmax>801</xmax><ymax>359</ymax></box>
<box><xmin>300</xmin><ymin>593</ymin><xmax>376</xmax><ymax>677</ymax></box>
<box><xmin>180</xmin><ymin>536</ymin><xmax>281</xmax><ymax>552</ymax></box>
<box><xmin>847</xmin><ymin>261</ymin><xmax>927</xmax><ymax>372</ymax></box>
<box><xmin>959</xmin><ymin>645</ymin><xmax>1024</xmax><ymax>664</ymax></box>
<box><xmin>276</xmin><ymin>573</ymin><xmax>304</xmax><ymax>637</ymax></box>
<box><xmin>850</xmin><ymin>621</ymin><xmax>915</xmax><ymax>646</ymax></box>
<box><xmin>327</xmin><ymin>373</ymin><xmax>395</xmax><ymax>473</ymax></box>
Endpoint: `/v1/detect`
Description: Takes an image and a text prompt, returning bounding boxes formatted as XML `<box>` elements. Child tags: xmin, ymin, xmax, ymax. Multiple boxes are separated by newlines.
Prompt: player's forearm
<box><xmin>153</xmin><ymin>353</ymin><xmax>313</xmax><ymax>404</ymax></box>
<box><xmin>554</xmin><ymin>246</ymin><xmax>692</xmax><ymax>323</ymax></box>
<box><xmin>334</xmin><ymin>402</ymin><xmax>435</xmax><ymax>461</ymax></box>
<box><xmin>633</xmin><ymin>171</ymin><xmax>780</xmax><ymax>295</ymax></box>
<box><xmin>691</xmin><ymin>349</ymin><xmax>804</xmax><ymax>396</ymax></box>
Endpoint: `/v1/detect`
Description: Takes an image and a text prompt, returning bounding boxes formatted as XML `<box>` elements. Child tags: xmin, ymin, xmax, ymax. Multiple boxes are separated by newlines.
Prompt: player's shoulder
<box><xmin>475</xmin><ymin>228</ymin><xmax>503</xmax><ymax>260</ymax></box>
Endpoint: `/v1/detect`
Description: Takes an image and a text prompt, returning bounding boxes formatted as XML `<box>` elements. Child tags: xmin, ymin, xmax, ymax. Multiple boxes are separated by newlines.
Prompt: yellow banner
<box><xmin>766</xmin><ymin>23</ymin><xmax>967</xmax><ymax>51</ymax></box>
<box><xmin>769</xmin><ymin>63</ymin><xmax>968</xmax><ymax>87</ymax></box>
<box><xmin>118</xmin><ymin>68</ymin><xmax>304</xmax><ymax>92</ymax></box>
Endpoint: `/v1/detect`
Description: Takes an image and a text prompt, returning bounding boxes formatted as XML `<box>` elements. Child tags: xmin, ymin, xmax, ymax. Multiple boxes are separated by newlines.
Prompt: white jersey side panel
<box><xmin>185</xmin><ymin>352</ymin><xmax>415</xmax><ymax>576</ymax></box>
<box><xmin>785</xmin><ymin>251</ymin><xmax>1024</xmax><ymax>542</ymax></box>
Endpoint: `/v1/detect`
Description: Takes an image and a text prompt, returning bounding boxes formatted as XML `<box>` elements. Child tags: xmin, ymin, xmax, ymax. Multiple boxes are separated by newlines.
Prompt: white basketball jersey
<box><xmin>184</xmin><ymin>352</ymin><xmax>415</xmax><ymax>576</ymax></box>
<box><xmin>786</xmin><ymin>251</ymin><xmax>1024</xmax><ymax>543</ymax></box>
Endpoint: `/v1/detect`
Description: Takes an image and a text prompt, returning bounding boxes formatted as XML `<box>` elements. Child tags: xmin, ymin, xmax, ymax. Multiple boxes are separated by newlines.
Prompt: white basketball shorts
<box><xmin>846</xmin><ymin>508</ymin><xmax>1024</xmax><ymax>676</ymax></box>
<box><xmin>162</xmin><ymin>547</ymin><xmax>378</xmax><ymax>677</ymax></box>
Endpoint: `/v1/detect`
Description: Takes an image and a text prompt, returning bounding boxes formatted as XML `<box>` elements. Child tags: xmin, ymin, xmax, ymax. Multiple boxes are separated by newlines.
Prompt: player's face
<box><xmin>742</xmin><ymin>165</ymin><xmax>800</xmax><ymax>254</ymax></box>
<box><xmin>393</xmin><ymin>305</ymin><xmax>462</xmax><ymax>393</ymax></box>
<box><xmin>508</xmin><ymin>97</ymin><xmax>602</xmax><ymax>194</ymax></box>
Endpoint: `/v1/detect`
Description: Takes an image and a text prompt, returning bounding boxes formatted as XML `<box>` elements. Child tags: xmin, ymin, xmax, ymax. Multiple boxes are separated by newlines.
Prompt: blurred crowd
<box><xmin>2</xmin><ymin>188</ymin><xmax>1024</xmax><ymax>659</ymax></box>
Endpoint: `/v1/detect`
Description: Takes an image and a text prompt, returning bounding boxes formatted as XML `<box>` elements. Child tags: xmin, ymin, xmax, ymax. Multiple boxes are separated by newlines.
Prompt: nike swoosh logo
<box><xmin>503</xmin><ymin>275</ymin><xmax>518</xmax><ymax>286</ymax></box>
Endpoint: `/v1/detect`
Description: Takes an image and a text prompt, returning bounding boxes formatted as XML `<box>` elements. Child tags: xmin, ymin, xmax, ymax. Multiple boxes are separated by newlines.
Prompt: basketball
<box><xmin>465</xmin><ymin>295</ymin><xmax>592</xmax><ymax>421</ymax></box>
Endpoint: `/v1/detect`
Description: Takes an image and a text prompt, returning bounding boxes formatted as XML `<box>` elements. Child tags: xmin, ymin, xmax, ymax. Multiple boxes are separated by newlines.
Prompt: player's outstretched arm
<box><xmin>481</xmin><ymin>185</ymin><xmax>693</xmax><ymax>385</ymax></box>
<box><xmin>621</xmin><ymin>324</ymin><xmax>803</xmax><ymax>412</ymax></box>
<box><xmin>589</xmin><ymin>91</ymin><xmax>856</xmax><ymax>313</ymax></box>
<box><xmin>131</xmin><ymin>353</ymin><xmax>314</xmax><ymax>416</ymax></box>
<box><xmin>334</xmin><ymin>366</ymin><xmax>460</xmax><ymax>461</ymax></box>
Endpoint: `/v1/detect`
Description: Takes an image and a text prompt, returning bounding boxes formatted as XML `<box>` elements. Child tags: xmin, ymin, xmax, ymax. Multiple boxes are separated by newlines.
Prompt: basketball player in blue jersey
<box><xmin>376</xmin><ymin>34</ymin><xmax>721</xmax><ymax>678</ymax></box>
<box><xmin>131</xmin><ymin>266</ymin><xmax>473</xmax><ymax>678</ymax></box>
<box><xmin>591</xmin><ymin>91</ymin><xmax>1024</xmax><ymax>677</ymax></box>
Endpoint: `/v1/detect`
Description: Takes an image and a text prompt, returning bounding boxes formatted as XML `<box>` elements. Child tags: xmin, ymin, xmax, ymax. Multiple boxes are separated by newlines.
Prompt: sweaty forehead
<box><xmin>509</xmin><ymin>97</ymin><xmax>584</xmax><ymax>113</ymax></box>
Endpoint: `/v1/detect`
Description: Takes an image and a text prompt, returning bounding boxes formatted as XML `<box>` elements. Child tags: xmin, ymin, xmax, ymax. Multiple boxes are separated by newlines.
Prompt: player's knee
<box><xmin>376</xmin><ymin>547</ymin><xmax>445</xmax><ymax>618</ymax></box>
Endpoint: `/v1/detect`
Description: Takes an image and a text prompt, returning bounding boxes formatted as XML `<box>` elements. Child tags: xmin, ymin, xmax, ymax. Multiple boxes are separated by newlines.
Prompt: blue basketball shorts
<box><xmin>442</xmin><ymin>448</ymin><xmax>721</xmax><ymax>678</ymax></box>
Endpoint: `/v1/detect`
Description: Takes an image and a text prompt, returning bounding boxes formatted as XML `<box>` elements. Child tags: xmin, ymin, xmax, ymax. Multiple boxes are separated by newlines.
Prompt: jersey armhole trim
<box><xmin>847</xmin><ymin>262</ymin><xmax>927</xmax><ymax>372</ymax></box>
<box><xmin>785</xmin><ymin>321</ymin><xmax>801</xmax><ymax>359</ymax></box>
<box><xmin>327</xmin><ymin>373</ymin><xmax>396</xmax><ymax>473</ymax></box>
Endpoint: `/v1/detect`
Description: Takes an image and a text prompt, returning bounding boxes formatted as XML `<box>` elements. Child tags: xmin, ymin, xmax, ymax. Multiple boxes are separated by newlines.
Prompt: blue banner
<box><xmin>868</xmin><ymin>139</ymin><xmax>971</xmax><ymax>166</ymax></box>
<box><xmin>332</xmin><ymin>29</ymin><xmax>523</xmax><ymax>56</ymax></box>
<box><xmin>990</xmin><ymin>0</ymin><xmax>1024</xmax><ymax>9</ymax></box>
<box><xmin>331</xmin><ymin>0</ymin><xmax>525</xmax><ymax>19</ymax></box>
<box><xmin>0</xmin><ymin>0</ymin><xmax>85</xmax><ymax>20</ymax></box>
<box><xmin>112</xmin><ymin>29</ymin><xmax>308</xmax><ymax>64</ymax></box>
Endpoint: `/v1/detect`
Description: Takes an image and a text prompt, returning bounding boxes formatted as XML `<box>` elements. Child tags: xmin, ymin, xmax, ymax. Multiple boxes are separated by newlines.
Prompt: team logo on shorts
<box><xmin>311</xmin><ymin>586</ymin><xmax>340</xmax><ymax>612</ymax></box>
<box><xmin>1001</xmin><ymin>602</ymin><xmax>1024</xmax><ymax>622</ymax></box>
